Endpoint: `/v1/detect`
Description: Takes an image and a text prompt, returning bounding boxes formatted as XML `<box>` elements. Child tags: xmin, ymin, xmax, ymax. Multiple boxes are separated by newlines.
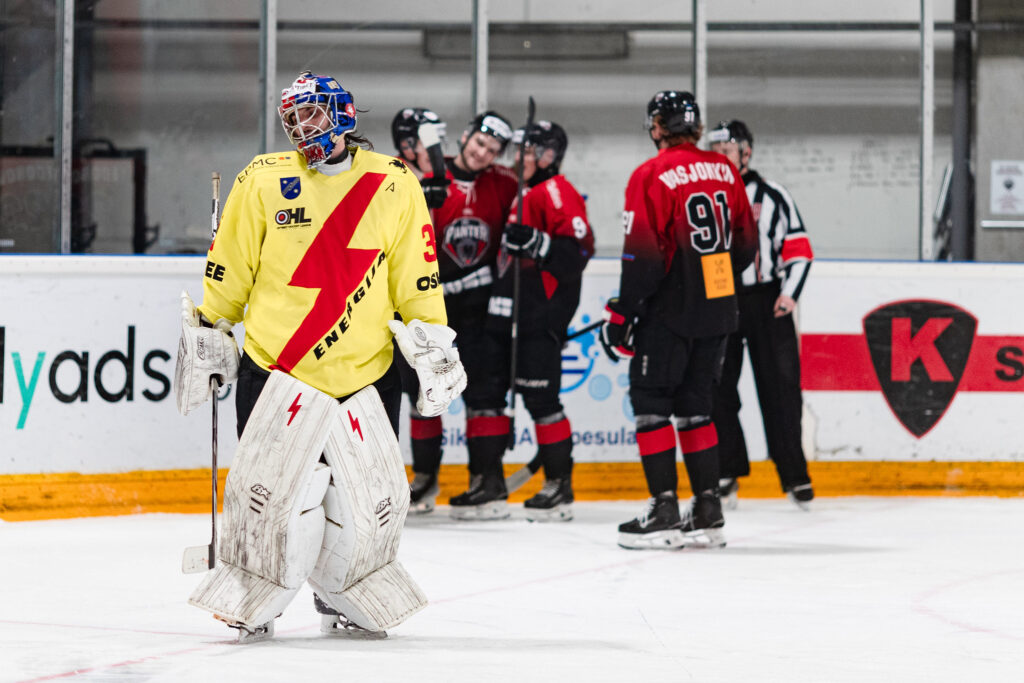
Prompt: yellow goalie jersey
<box><xmin>199</xmin><ymin>149</ymin><xmax>446</xmax><ymax>398</ymax></box>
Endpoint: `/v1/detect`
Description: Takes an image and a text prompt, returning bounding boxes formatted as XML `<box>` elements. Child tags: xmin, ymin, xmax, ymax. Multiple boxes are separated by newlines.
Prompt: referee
<box><xmin>708</xmin><ymin>120</ymin><xmax>814</xmax><ymax>509</ymax></box>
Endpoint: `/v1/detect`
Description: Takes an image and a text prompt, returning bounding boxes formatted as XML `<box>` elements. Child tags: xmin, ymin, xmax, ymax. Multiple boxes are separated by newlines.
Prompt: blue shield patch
<box><xmin>280</xmin><ymin>177</ymin><xmax>301</xmax><ymax>199</ymax></box>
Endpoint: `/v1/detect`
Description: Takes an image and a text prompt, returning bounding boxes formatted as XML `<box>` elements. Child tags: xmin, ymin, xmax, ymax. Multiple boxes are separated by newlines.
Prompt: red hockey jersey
<box><xmin>489</xmin><ymin>174</ymin><xmax>594</xmax><ymax>333</ymax></box>
<box><xmin>619</xmin><ymin>142</ymin><xmax>757</xmax><ymax>338</ymax></box>
<box><xmin>426</xmin><ymin>160</ymin><xmax>518</xmax><ymax>287</ymax></box>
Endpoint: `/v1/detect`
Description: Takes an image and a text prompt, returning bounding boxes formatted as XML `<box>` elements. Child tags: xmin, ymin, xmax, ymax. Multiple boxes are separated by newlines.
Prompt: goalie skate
<box><xmin>314</xmin><ymin>593</ymin><xmax>388</xmax><ymax>639</ymax></box>
<box><xmin>214</xmin><ymin>614</ymin><xmax>275</xmax><ymax>644</ymax></box>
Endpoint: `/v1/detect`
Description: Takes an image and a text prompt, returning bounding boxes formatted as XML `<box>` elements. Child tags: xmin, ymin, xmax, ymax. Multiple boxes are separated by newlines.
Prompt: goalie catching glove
<box><xmin>599</xmin><ymin>297</ymin><xmax>637</xmax><ymax>362</ymax></box>
<box><xmin>174</xmin><ymin>290</ymin><xmax>240</xmax><ymax>416</ymax></box>
<box><xmin>388</xmin><ymin>319</ymin><xmax>467</xmax><ymax>417</ymax></box>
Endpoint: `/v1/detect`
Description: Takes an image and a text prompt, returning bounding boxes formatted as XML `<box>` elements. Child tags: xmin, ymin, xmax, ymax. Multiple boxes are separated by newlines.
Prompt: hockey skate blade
<box><xmin>214</xmin><ymin>615</ymin><xmax>275</xmax><ymax>644</ymax></box>
<box><xmin>449</xmin><ymin>501</ymin><xmax>510</xmax><ymax>521</ymax></box>
<box><xmin>321</xmin><ymin>615</ymin><xmax>388</xmax><ymax>639</ymax></box>
<box><xmin>181</xmin><ymin>544</ymin><xmax>213</xmax><ymax>574</ymax></box>
<box><xmin>680</xmin><ymin>527</ymin><xmax>727</xmax><ymax>549</ymax></box>
<box><xmin>525</xmin><ymin>504</ymin><xmax>573</xmax><ymax>523</ymax></box>
<box><xmin>617</xmin><ymin>529</ymin><xmax>685</xmax><ymax>550</ymax></box>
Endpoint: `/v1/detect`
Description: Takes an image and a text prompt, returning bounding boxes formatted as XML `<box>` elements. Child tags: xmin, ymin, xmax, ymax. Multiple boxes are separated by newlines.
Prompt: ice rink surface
<box><xmin>2</xmin><ymin>497</ymin><xmax>1023</xmax><ymax>682</ymax></box>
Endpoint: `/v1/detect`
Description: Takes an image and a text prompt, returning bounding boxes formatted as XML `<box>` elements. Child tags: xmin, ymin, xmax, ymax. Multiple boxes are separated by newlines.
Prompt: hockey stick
<box><xmin>565</xmin><ymin>319</ymin><xmax>603</xmax><ymax>342</ymax></box>
<box><xmin>182</xmin><ymin>377</ymin><xmax>220</xmax><ymax>574</ymax></box>
<box><xmin>182</xmin><ymin>171</ymin><xmax>222</xmax><ymax>575</ymax></box>
<box><xmin>507</xmin><ymin>96</ymin><xmax>536</xmax><ymax>453</ymax></box>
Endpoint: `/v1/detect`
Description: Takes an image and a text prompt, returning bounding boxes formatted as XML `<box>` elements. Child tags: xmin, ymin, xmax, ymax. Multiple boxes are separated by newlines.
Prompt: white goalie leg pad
<box><xmin>189</xmin><ymin>371</ymin><xmax>336</xmax><ymax>627</ymax></box>
<box><xmin>308</xmin><ymin>385</ymin><xmax>428</xmax><ymax>631</ymax></box>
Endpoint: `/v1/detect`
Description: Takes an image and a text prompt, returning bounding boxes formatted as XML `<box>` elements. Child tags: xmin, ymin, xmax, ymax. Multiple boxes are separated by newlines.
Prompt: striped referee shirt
<box><xmin>739</xmin><ymin>169</ymin><xmax>813</xmax><ymax>300</ymax></box>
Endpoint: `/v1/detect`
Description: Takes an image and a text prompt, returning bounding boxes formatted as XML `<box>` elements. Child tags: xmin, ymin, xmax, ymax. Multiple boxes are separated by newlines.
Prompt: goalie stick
<box><xmin>182</xmin><ymin>171</ymin><xmax>222</xmax><ymax>574</ymax></box>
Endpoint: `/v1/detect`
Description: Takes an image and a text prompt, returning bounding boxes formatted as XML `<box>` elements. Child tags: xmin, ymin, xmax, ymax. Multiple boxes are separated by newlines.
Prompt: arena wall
<box><xmin>1</xmin><ymin>255</ymin><xmax>1021</xmax><ymax>519</ymax></box>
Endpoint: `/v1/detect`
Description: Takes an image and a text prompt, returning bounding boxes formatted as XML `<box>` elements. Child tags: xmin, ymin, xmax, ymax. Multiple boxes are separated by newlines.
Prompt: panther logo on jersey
<box><xmin>441</xmin><ymin>217</ymin><xmax>491</xmax><ymax>268</ymax></box>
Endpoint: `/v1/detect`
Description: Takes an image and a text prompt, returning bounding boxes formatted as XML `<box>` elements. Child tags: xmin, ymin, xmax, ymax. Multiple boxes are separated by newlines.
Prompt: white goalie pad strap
<box><xmin>309</xmin><ymin>560</ymin><xmax>427</xmax><ymax>632</ymax></box>
<box><xmin>189</xmin><ymin>371</ymin><xmax>336</xmax><ymax>626</ymax></box>
<box><xmin>309</xmin><ymin>385</ymin><xmax>425</xmax><ymax>629</ymax></box>
<box><xmin>388</xmin><ymin>319</ymin><xmax>468</xmax><ymax>417</ymax></box>
<box><xmin>174</xmin><ymin>290</ymin><xmax>240</xmax><ymax>416</ymax></box>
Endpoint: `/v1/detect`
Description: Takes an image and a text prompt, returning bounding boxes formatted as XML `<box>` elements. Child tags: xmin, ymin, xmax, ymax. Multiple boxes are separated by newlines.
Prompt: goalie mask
<box><xmin>646</xmin><ymin>90</ymin><xmax>701</xmax><ymax>137</ymax></box>
<box><xmin>279</xmin><ymin>72</ymin><xmax>357</xmax><ymax>168</ymax></box>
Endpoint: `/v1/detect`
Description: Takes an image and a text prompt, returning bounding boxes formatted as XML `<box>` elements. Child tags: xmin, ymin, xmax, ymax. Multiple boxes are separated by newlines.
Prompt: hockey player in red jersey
<box><xmin>391</xmin><ymin>111</ymin><xmax>519</xmax><ymax>516</ymax></box>
<box><xmin>473</xmin><ymin>120</ymin><xmax>595</xmax><ymax>521</ymax></box>
<box><xmin>601</xmin><ymin>91</ymin><xmax>757</xmax><ymax>549</ymax></box>
<box><xmin>391</xmin><ymin>107</ymin><xmax>450</xmax><ymax>209</ymax></box>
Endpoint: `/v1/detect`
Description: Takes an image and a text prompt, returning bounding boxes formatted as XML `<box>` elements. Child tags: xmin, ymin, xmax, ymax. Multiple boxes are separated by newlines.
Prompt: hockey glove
<box><xmin>599</xmin><ymin>298</ymin><xmax>636</xmax><ymax>362</ymax></box>
<box><xmin>420</xmin><ymin>175</ymin><xmax>450</xmax><ymax>209</ymax></box>
<box><xmin>389</xmin><ymin>318</ymin><xmax>468</xmax><ymax>417</ymax></box>
<box><xmin>174</xmin><ymin>290</ymin><xmax>240</xmax><ymax>416</ymax></box>
<box><xmin>501</xmin><ymin>222</ymin><xmax>551</xmax><ymax>260</ymax></box>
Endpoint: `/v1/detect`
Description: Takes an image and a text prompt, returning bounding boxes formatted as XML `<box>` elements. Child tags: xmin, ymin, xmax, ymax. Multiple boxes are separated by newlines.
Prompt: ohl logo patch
<box><xmin>863</xmin><ymin>300</ymin><xmax>977</xmax><ymax>437</ymax></box>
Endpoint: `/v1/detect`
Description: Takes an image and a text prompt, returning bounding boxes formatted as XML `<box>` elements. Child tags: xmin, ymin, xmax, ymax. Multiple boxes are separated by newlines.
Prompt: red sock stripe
<box><xmin>467</xmin><ymin>415</ymin><xmax>510</xmax><ymax>439</ymax></box>
<box><xmin>536</xmin><ymin>418</ymin><xmax>571</xmax><ymax>445</ymax></box>
<box><xmin>636</xmin><ymin>424</ymin><xmax>677</xmax><ymax>456</ymax></box>
<box><xmin>679</xmin><ymin>423</ymin><xmax>718</xmax><ymax>454</ymax></box>
<box><xmin>409</xmin><ymin>416</ymin><xmax>443</xmax><ymax>440</ymax></box>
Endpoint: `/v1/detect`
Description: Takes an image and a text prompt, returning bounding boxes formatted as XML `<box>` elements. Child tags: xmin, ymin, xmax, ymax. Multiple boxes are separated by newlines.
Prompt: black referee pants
<box><xmin>711</xmin><ymin>283</ymin><xmax>810</xmax><ymax>491</ymax></box>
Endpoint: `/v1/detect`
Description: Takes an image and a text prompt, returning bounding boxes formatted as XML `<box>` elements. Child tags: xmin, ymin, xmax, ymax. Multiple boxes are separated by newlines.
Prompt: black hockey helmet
<box><xmin>463</xmin><ymin>110</ymin><xmax>513</xmax><ymax>152</ymax></box>
<box><xmin>391</xmin><ymin>107</ymin><xmax>446</xmax><ymax>151</ymax></box>
<box><xmin>517</xmin><ymin>120</ymin><xmax>568</xmax><ymax>169</ymax></box>
<box><xmin>709</xmin><ymin>119</ymin><xmax>754</xmax><ymax>147</ymax></box>
<box><xmin>646</xmin><ymin>90</ymin><xmax>701</xmax><ymax>137</ymax></box>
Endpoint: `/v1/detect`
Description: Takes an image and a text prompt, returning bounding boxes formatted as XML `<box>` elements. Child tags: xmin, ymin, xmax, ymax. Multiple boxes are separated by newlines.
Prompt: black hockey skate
<box><xmin>786</xmin><ymin>483</ymin><xmax>814</xmax><ymax>511</ymax></box>
<box><xmin>678</xmin><ymin>490</ymin><xmax>726</xmax><ymax>549</ymax></box>
<box><xmin>313</xmin><ymin>593</ymin><xmax>387</xmax><ymax>639</ymax></box>
<box><xmin>449</xmin><ymin>471</ymin><xmax>509</xmax><ymax>520</ymax></box>
<box><xmin>717</xmin><ymin>477</ymin><xmax>739</xmax><ymax>511</ymax></box>
<box><xmin>524</xmin><ymin>476</ymin><xmax>574</xmax><ymax>522</ymax></box>
<box><xmin>409</xmin><ymin>470</ymin><xmax>440</xmax><ymax>515</ymax></box>
<box><xmin>617</xmin><ymin>491</ymin><xmax>684</xmax><ymax>549</ymax></box>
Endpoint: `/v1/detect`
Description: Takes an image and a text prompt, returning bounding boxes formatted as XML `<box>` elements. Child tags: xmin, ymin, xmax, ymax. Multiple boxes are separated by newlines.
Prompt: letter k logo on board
<box><xmin>863</xmin><ymin>300</ymin><xmax>977</xmax><ymax>438</ymax></box>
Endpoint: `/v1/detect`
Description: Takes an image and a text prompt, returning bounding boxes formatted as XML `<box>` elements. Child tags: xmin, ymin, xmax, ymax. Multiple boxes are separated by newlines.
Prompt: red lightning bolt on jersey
<box><xmin>275</xmin><ymin>173</ymin><xmax>386</xmax><ymax>372</ymax></box>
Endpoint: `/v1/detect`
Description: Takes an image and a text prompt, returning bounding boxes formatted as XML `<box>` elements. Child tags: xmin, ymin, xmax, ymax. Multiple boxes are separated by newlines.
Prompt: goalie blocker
<box><xmin>188</xmin><ymin>371</ymin><xmax>427</xmax><ymax>638</ymax></box>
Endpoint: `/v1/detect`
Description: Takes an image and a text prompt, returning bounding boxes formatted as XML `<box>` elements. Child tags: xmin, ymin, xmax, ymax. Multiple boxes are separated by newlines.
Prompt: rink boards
<box><xmin>1</xmin><ymin>255</ymin><xmax>1023</xmax><ymax>518</ymax></box>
